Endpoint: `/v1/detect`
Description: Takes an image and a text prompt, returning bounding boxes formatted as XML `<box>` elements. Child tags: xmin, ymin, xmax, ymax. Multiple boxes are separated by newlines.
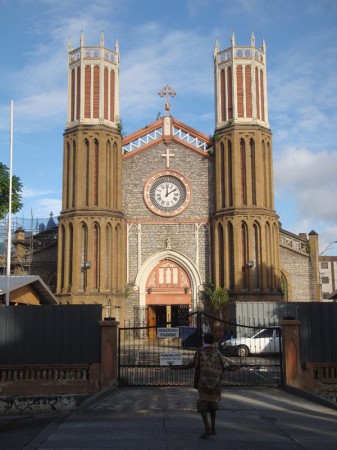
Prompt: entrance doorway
<box><xmin>147</xmin><ymin>304</ymin><xmax>190</xmax><ymax>338</ymax></box>
<box><xmin>146</xmin><ymin>260</ymin><xmax>192</xmax><ymax>336</ymax></box>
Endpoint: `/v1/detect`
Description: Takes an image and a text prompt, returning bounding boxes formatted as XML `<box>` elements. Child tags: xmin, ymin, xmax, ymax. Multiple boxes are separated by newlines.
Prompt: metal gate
<box><xmin>118</xmin><ymin>312</ymin><xmax>283</xmax><ymax>387</ymax></box>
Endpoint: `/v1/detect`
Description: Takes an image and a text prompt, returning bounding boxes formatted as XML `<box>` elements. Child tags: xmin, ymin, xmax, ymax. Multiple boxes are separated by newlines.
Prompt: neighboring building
<box><xmin>53</xmin><ymin>31</ymin><xmax>320</xmax><ymax>326</ymax></box>
<box><xmin>11</xmin><ymin>214</ymin><xmax>58</xmax><ymax>293</ymax></box>
<box><xmin>0</xmin><ymin>275</ymin><xmax>58</xmax><ymax>305</ymax></box>
<box><xmin>319</xmin><ymin>256</ymin><xmax>337</xmax><ymax>299</ymax></box>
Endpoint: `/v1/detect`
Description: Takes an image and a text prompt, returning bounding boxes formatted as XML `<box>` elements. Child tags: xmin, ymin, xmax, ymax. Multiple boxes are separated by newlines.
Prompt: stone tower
<box><xmin>212</xmin><ymin>32</ymin><xmax>282</xmax><ymax>301</ymax></box>
<box><xmin>56</xmin><ymin>32</ymin><xmax>126</xmax><ymax>312</ymax></box>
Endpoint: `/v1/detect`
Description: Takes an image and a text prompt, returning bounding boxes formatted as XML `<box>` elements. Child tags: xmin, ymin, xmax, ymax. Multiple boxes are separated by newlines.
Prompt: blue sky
<box><xmin>0</xmin><ymin>0</ymin><xmax>337</xmax><ymax>255</ymax></box>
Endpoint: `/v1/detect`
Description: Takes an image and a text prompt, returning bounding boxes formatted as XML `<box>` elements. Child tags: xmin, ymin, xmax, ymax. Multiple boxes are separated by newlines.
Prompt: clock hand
<box><xmin>167</xmin><ymin>188</ymin><xmax>177</xmax><ymax>196</ymax></box>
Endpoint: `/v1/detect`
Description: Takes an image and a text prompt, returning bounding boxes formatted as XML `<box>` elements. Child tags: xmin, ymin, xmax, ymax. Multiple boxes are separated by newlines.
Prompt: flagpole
<box><xmin>6</xmin><ymin>100</ymin><xmax>13</xmax><ymax>307</ymax></box>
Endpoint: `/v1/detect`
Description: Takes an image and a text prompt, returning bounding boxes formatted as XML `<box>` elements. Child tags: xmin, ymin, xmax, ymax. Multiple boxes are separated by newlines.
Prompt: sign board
<box><xmin>157</xmin><ymin>327</ymin><xmax>180</xmax><ymax>338</ymax></box>
<box><xmin>160</xmin><ymin>352</ymin><xmax>183</xmax><ymax>366</ymax></box>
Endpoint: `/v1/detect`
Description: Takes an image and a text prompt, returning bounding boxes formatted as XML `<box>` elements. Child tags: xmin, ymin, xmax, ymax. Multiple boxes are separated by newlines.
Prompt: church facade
<box><xmin>55</xmin><ymin>32</ymin><xmax>320</xmax><ymax>325</ymax></box>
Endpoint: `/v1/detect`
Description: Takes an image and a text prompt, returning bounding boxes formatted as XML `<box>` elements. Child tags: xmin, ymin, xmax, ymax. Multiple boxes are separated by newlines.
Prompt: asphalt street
<box><xmin>1</xmin><ymin>386</ymin><xmax>337</xmax><ymax>450</ymax></box>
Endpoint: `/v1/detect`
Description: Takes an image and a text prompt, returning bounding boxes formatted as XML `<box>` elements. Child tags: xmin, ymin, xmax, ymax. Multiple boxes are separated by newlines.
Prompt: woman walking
<box><xmin>169</xmin><ymin>332</ymin><xmax>235</xmax><ymax>438</ymax></box>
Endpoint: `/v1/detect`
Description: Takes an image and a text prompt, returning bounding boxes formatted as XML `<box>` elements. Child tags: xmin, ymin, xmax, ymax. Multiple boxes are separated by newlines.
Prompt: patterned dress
<box><xmin>193</xmin><ymin>346</ymin><xmax>226</xmax><ymax>412</ymax></box>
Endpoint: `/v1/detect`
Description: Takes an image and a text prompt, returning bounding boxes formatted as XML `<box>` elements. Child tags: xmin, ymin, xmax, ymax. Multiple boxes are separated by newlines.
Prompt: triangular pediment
<box><xmin>122</xmin><ymin>117</ymin><xmax>213</xmax><ymax>159</ymax></box>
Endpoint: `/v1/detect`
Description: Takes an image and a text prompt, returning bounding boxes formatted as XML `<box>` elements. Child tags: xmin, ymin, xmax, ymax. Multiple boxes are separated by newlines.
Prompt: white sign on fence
<box><xmin>157</xmin><ymin>327</ymin><xmax>180</xmax><ymax>338</ymax></box>
<box><xmin>160</xmin><ymin>352</ymin><xmax>183</xmax><ymax>366</ymax></box>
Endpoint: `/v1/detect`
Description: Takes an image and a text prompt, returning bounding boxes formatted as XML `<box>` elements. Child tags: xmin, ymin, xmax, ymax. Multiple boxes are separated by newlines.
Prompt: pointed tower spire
<box><xmin>68</xmin><ymin>36</ymin><xmax>73</xmax><ymax>52</ymax></box>
<box><xmin>262</xmin><ymin>37</ymin><xmax>266</xmax><ymax>52</ymax></box>
<box><xmin>214</xmin><ymin>37</ymin><xmax>220</xmax><ymax>58</ymax></box>
<box><xmin>251</xmin><ymin>32</ymin><xmax>255</xmax><ymax>47</ymax></box>
<box><xmin>115</xmin><ymin>39</ymin><xmax>120</xmax><ymax>62</ymax></box>
<box><xmin>80</xmin><ymin>30</ymin><xmax>84</xmax><ymax>46</ymax></box>
<box><xmin>100</xmin><ymin>31</ymin><xmax>104</xmax><ymax>47</ymax></box>
<box><xmin>231</xmin><ymin>30</ymin><xmax>235</xmax><ymax>46</ymax></box>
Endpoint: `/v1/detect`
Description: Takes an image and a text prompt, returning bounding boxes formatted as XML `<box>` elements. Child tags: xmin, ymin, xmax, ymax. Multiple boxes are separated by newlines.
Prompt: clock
<box><xmin>144</xmin><ymin>170</ymin><xmax>191</xmax><ymax>217</ymax></box>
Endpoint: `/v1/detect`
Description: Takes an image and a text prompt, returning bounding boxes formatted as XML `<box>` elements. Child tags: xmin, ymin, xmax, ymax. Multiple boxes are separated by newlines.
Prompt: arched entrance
<box><xmin>146</xmin><ymin>260</ymin><xmax>191</xmax><ymax>336</ymax></box>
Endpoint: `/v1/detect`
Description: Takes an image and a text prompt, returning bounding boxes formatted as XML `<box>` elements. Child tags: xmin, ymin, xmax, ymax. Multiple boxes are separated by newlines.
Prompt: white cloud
<box><xmin>22</xmin><ymin>187</ymin><xmax>60</xmax><ymax>199</ymax></box>
<box><xmin>20</xmin><ymin>197</ymin><xmax>62</xmax><ymax>220</ymax></box>
<box><xmin>274</xmin><ymin>147</ymin><xmax>337</xmax><ymax>233</ymax></box>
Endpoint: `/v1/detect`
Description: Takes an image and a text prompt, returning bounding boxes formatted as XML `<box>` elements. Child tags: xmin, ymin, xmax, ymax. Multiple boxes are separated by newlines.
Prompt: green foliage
<box><xmin>210</xmin><ymin>287</ymin><xmax>229</xmax><ymax>310</ymax></box>
<box><xmin>0</xmin><ymin>162</ymin><xmax>23</xmax><ymax>219</ymax></box>
<box><xmin>204</xmin><ymin>279</ymin><xmax>229</xmax><ymax>310</ymax></box>
<box><xmin>204</xmin><ymin>278</ymin><xmax>214</xmax><ymax>300</ymax></box>
<box><xmin>116</xmin><ymin>116</ymin><xmax>126</xmax><ymax>137</ymax></box>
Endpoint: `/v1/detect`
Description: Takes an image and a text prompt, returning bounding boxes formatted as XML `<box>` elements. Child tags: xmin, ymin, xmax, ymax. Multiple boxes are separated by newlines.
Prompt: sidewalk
<box><xmin>24</xmin><ymin>386</ymin><xmax>337</xmax><ymax>449</ymax></box>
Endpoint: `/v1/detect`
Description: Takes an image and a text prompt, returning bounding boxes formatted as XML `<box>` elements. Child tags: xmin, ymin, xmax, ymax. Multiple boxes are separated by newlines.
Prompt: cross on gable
<box><xmin>161</xmin><ymin>148</ymin><xmax>175</xmax><ymax>168</ymax></box>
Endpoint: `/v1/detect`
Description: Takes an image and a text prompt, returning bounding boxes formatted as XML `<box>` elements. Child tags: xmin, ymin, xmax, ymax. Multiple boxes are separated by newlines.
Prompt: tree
<box><xmin>210</xmin><ymin>287</ymin><xmax>229</xmax><ymax>312</ymax></box>
<box><xmin>204</xmin><ymin>279</ymin><xmax>229</xmax><ymax>318</ymax></box>
<box><xmin>0</xmin><ymin>162</ymin><xmax>23</xmax><ymax>220</ymax></box>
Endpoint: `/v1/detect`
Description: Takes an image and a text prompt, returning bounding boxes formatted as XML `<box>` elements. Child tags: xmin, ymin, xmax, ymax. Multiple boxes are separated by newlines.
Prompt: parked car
<box><xmin>219</xmin><ymin>326</ymin><xmax>281</xmax><ymax>357</ymax></box>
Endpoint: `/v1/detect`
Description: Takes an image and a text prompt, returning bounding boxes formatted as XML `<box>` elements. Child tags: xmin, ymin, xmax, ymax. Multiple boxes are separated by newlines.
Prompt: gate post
<box><xmin>280</xmin><ymin>319</ymin><xmax>302</xmax><ymax>387</ymax></box>
<box><xmin>99</xmin><ymin>319</ymin><xmax>119</xmax><ymax>388</ymax></box>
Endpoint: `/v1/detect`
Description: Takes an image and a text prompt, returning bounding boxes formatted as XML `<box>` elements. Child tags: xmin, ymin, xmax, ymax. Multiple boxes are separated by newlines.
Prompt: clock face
<box><xmin>144</xmin><ymin>171</ymin><xmax>191</xmax><ymax>217</ymax></box>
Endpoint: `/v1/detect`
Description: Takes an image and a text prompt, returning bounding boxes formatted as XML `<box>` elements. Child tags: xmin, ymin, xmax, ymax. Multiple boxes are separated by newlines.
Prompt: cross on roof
<box><xmin>158</xmin><ymin>85</ymin><xmax>176</xmax><ymax>116</ymax></box>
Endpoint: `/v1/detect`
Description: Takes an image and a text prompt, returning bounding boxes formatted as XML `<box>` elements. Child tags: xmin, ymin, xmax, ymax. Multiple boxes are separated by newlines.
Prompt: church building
<box><xmin>55</xmin><ymin>32</ymin><xmax>320</xmax><ymax>325</ymax></box>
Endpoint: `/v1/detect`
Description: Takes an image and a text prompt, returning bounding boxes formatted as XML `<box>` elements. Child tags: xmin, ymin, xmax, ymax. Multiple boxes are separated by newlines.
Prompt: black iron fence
<box><xmin>118</xmin><ymin>311</ymin><xmax>283</xmax><ymax>387</ymax></box>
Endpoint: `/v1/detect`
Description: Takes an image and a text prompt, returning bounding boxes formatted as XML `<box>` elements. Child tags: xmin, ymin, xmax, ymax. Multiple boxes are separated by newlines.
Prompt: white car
<box><xmin>220</xmin><ymin>327</ymin><xmax>281</xmax><ymax>357</ymax></box>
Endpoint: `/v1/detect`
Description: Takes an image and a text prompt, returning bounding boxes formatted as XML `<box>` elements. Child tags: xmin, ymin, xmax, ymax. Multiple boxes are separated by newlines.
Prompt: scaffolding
<box><xmin>0</xmin><ymin>215</ymin><xmax>58</xmax><ymax>275</ymax></box>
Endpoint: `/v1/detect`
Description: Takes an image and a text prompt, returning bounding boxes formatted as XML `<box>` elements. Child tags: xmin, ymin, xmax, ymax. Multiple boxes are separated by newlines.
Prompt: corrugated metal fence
<box><xmin>230</xmin><ymin>302</ymin><xmax>337</xmax><ymax>363</ymax></box>
<box><xmin>0</xmin><ymin>305</ymin><xmax>101</xmax><ymax>364</ymax></box>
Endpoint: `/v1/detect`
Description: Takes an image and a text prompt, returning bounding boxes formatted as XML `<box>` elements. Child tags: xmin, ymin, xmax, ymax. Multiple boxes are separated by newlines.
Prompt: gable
<box><xmin>122</xmin><ymin>117</ymin><xmax>213</xmax><ymax>160</ymax></box>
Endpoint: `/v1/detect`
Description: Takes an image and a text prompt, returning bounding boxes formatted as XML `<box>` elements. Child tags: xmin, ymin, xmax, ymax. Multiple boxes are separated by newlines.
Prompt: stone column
<box><xmin>99</xmin><ymin>319</ymin><xmax>119</xmax><ymax>388</ymax></box>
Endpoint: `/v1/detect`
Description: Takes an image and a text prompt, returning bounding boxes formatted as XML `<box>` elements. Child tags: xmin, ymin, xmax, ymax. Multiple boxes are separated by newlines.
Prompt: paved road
<box><xmin>1</xmin><ymin>386</ymin><xmax>337</xmax><ymax>449</ymax></box>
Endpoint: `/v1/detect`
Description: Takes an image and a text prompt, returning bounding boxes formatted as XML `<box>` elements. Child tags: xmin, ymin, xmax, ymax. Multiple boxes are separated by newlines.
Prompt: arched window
<box><xmin>255</xmin><ymin>67</ymin><xmax>260</xmax><ymax>120</ymax></box>
<box><xmin>260</xmin><ymin>68</ymin><xmax>265</xmax><ymax>121</ymax></box>
<box><xmin>265</xmin><ymin>222</ymin><xmax>271</xmax><ymax>289</ymax></box>
<box><xmin>93</xmin><ymin>65</ymin><xmax>100</xmax><ymax>118</ymax></box>
<box><xmin>71</xmin><ymin>69</ymin><xmax>75</xmax><ymax>122</ymax></box>
<box><xmin>245</xmin><ymin>65</ymin><xmax>252</xmax><ymax>118</ymax></box>
<box><xmin>241</xmin><ymin>222</ymin><xmax>249</xmax><ymax>289</ymax></box>
<box><xmin>237</xmin><ymin>65</ymin><xmax>244</xmax><ymax>118</ymax></box>
<box><xmin>94</xmin><ymin>139</ymin><xmax>99</xmax><ymax>206</ymax></box>
<box><xmin>250</xmin><ymin>139</ymin><xmax>256</xmax><ymax>205</ymax></box>
<box><xmin>220</xmin><ymin>69</ymin><xmax>226</xmax><ymax>122</ymax></box>
<box><xmin>220</xmin><ymin>142</ymin><xmax>225</xmax><ymax>208</ymax></box>
<box><xmin>66</xmin><ymin>142</ymin><xmax>70</xmax><ymax>209</ymax></box>
<box><xmin>218</xmin><ymin>223</ymin><xmax>224</xmax><ymax>287</ymax></box>
<box><xmin>93</xmin><ymin>223</ymin><xmax>100</xmax><ymax>289</ymax></box>
<box><xmin>240</xmin><ymin>139</ymin><xmax>247</xmax><ymax>205</ymax></box>
<box><xmin>104</xmin><ymin>67</ymin><xmax>109</xmax><ymax>120</ymax></box>
<box><xmin>105</xmin><ymin>224</ymin><xmax>112</xmax><ymax>289</ymax></box>
<box><xmin>106</xmin><ymin>140</ymin><xmax>112</xmax><ymax>208</ymax></box>
<box><xmin>227</xmin><ymin>67</ymin><xmax>233</xmax><ymax>120</ymax></box>
<box><xmin>80</xmin><ymin>223</ymin><xmax>88</xmax><ymax>290</ymax></box>
<box><xmin>76</xmin><ymin>67</ymin><xmax>80</xmax><ymax>121</ymax></box>
<box><xmin>113</xmin><ymin>142</ymin><xmax>118</xmax><ymax>209</ymax></box>
<box><xmin>228</xmin><ymin>222</ymin><xmax>235</xmax><ymax>289</ymax></box>
<box><xmin>84</xmin><ymin>139</ymin><xmax>89</xmax><ymax>207</ymax></box>
<box><xmin>60</xmin><ymin>224</ymin><xmax>65</xmax><ymax>291</ymax></box>
<box><xmin>113</xmin><ymin>223</ymin><xmax>122</xmax><ymax>290</ymax></box>
<box><xmin>110</xmin><ymin>69</ymin><xmax>115</xmax><ymax>122</ymax></box>
<box><xmin>84</xmin><ymin>65</ymin><xmax>91</xmax><ymax>118</ymax></box>
<box><xmin>68</xmin><ymin>223</ymin><xmax>73</xmax><ymax>288</ymax></box>
<box><xmin>253</xmin><ymin>222</ymin><xmax>260</xmax><ymax>288</ymax></box>
<box><xmin>228</xmin><ymin>140</ymin><xmax>233</xmax><ymax>206</ymax></box>
<box><xmin>71</xmin><ymin>141</ymin><xmax>76</xmax><ymax>208</ymax></box>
